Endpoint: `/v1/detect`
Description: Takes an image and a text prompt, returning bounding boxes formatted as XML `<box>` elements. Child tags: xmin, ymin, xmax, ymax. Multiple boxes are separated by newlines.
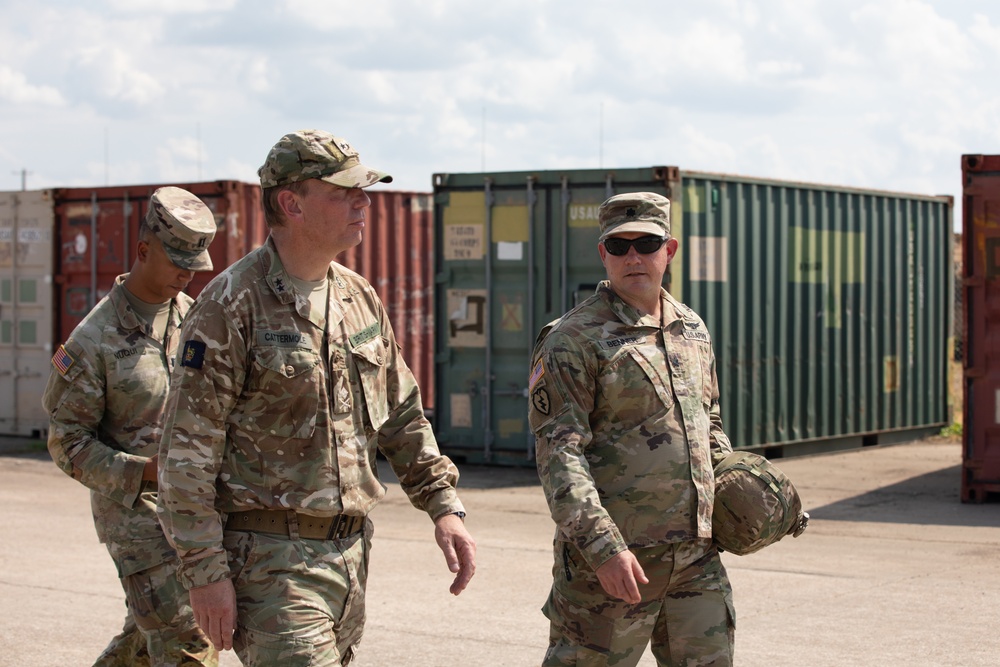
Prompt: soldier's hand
<box><xmin>189</xmin><ymin>579</ymin><xmax>238</xmax><ymax>651</ymax></box>
<box><xmin>595</xmin><ymin>550</ymin><xmax>648</xmax><ymax>604</ymax></box>
<box><xmin>434</xmin><ymin>513</ymin><xmax>477</xmax><ymax>595</ymax></box>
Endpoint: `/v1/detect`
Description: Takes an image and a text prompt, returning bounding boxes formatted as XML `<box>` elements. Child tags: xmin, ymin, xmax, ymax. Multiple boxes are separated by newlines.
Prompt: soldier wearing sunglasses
<box><xmin>528</xmin><ymin>192</ymin><xmax>736</xmax><ymax>666</ymax></box>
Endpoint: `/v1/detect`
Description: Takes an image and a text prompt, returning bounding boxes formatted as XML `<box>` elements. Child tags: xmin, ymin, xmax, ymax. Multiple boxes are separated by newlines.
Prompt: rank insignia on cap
<box><xmin>51</xmin><ymin>345</ymin><xmax>77</xmax><ymax>378</ymax></box>
<box><xmin>181</xmin><ymin>340</ymin><xmax>207</xmax><ymax>369</ymax></box>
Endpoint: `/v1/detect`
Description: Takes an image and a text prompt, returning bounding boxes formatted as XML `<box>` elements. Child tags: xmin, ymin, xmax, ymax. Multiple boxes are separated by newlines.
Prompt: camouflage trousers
<box><xmin>222</xmin><ymin>518</ymin><xmax>373</xmax><ymax>666</ymax></box>
<box><xmin>542</xmin><ymin>538</ymin><xmax>735</xmax><ymax>667</ymax></box>
<box><xmin>97</xmin><ymin>557</ymin><xmax>217</xmax><ymax>667</ymax></box>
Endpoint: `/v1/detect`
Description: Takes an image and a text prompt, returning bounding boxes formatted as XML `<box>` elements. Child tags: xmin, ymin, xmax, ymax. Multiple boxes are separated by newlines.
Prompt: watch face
<box><xmin>454</xmin><ymin>511</ymin><xmax>466</xmax><ymax>519</ymax></box>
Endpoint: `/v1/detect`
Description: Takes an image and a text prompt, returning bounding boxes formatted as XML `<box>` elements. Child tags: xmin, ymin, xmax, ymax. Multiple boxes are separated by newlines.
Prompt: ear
<box><xmin>665</xmin><ymin>238</ymin><xmax>679</xmax><ymax>263</ymax></box>
<box><xmin>136</xmin><ymin>239</ymin><xmax>150</xmax><ymax>263</ymax></box>
<box><xmin>276</xmin><ymin>188</ymin><xmax>303</xmax><ymax>222</ymax></box>
<box><xmin>598</xmin><ymin>241</ymin><xmax>611</xmax><ymax>271</ymax></box>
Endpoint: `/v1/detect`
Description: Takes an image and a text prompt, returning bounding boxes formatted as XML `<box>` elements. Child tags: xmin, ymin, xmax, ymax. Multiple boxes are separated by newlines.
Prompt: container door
<box><xmin>961</xmin><ymin>154</ymin><xmax>1000</xmax><ymax>502</ymax></box>
<box><xmin>0</xmin><ymin>190</ymin><xmax>56</xmax><ymax>437</ymax></box>
<box><xmin>433</xmin><ymin>168</ymin><xmax>677</xmax><ymax>464</ymax></box>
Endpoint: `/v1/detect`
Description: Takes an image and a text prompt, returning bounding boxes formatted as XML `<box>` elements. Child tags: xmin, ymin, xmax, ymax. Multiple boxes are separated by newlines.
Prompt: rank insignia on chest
<box><xmin>181</xmin><ymin>340</ymin><xmax>207</xmax><ymax>369</ymax></box>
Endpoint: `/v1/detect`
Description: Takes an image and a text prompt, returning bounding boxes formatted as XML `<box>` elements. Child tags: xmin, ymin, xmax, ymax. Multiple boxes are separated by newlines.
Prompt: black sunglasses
<box><xmin>602</xmin><ymin>235</ymin><xmax>667</xmax><ymax>256</ymax></box>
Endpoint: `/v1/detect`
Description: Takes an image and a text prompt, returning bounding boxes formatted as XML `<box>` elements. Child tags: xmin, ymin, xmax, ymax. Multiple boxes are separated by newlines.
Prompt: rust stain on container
<box><xmin>960</xmin><ymin>154</ymin><xmax>1000</xmax><ymax>502</ymax></box>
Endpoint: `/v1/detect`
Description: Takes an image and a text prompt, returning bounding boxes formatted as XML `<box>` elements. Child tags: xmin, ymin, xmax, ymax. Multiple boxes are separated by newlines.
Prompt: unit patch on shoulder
<box><xmin>181</xmin><ymin>340</ymin><xmax>207</xmax><ymax>369</ymax></box>
<box><xmin>531</xmin><ymin>387</ymin><xmax>551</xmax><ymax>416</ymax></box>
<box><xmin>51</xmin><ymin>345</ymin><xmax>77</xmax><ymax>378</ymax></box>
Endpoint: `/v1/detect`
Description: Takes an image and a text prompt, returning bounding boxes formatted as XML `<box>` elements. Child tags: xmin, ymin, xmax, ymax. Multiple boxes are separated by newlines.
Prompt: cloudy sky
<box><xmin>2</xmin><ymin>0</ymin><xmax>997</xmax><ymax>228</ymax></box>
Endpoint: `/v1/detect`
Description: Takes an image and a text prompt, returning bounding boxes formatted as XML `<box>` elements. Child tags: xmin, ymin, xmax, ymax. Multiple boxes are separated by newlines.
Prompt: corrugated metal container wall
<box><xmin>679</xmin><ymin>171</ymin><xmax>952</xmax><ymax>456</ymax></box>
<box><xmin>960</xmin><ymin>154</ymin><xmax>1000</xmax><ymax>502</ymax></box>
<box><xmin>431</xmin><ymin>167</ymin><xmax>952</xmax><ymax>465</ymax></box>
<box><xmin>0</xmin><ymin>190</ymin><xmax>56</xmax><ymax>436</ymax></box>
<box><xmin>52</xmin><ymin>181</ymin><xmax>268</xmax><ymax>346</ymax></box>
<box><xmin>336</xmin><ymin>191</ymin><xmax>435</xmax><ymax>410</ymax></box>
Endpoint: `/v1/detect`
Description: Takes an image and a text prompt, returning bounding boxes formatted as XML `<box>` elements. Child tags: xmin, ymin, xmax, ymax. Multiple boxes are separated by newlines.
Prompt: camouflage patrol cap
<box><xmin>598</xmin><ymin>192</ymin><xmax>671</xmax><ymax>241</ymax></box>
<box><xmin>145</xmin><ymin>187</ymin><xmax>216</xmax><ymax>271</ymax></box>
<box><xmin>258</xmin><ymin>129</ymin><xmax>393</xmax><ymax>189</ymax></box>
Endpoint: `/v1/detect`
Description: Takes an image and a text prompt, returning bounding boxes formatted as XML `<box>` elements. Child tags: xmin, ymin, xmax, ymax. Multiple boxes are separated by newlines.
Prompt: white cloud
<box><xmin>970</xmin><ymin>13</ymin><xmax>1000</xmax><ymax>56</ymax></box>
<box><xmin>106</xmin><ymin>0</ymin><xmax>238</xmax><ymax>13</ymax></box>
<box><xmin>0</xmin><ymin>66</ymin><xmax>65</xmax><ymax>106</ymax></box>
<box><xmin>72</xmin><ymin>47</ymin><xmax>165</xmax><ymax>106</ymax></box>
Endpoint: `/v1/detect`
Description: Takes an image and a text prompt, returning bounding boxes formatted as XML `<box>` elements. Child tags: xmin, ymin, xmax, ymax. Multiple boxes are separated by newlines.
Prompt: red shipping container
<box><xmin>52</xmin><ymin>181</ymin><xmax>267</xmax><ymax>344</ymax></box>
<box><xmin>51</xmin><ymin>181</ymin><xmax>435</xmax><ymax>409</ymax></box>
<box><xmin>960</xmin><ymin>154</ymin><xmax>1000</xmax><ymax>502</ymax></box>
<box><xmin>337</xmin><ymin>191</ymin><xmax>435</xmax><ymax>411</ymax></box>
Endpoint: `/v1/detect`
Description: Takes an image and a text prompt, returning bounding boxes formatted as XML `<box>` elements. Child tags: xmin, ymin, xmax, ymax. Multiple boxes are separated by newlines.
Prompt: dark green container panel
<box><xmin>679</xmin><ymin>173</ymin><xmax>952</xmax><ymax>454</ymax></box>
<box><xmin>433</xmin><ymin>168</ymin><xmax>952</xmax><ymax>464</ymax></box>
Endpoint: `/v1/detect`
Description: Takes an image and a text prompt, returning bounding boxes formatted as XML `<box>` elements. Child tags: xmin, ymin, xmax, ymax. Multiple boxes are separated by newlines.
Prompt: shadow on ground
<box><xmin>808</xmin><ymin>465</ymin><xmax>1000</xmax><ymax>528</ymax></box>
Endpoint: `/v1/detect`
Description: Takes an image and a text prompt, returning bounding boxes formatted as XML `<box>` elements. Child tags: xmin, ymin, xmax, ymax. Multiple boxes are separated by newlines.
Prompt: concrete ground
<box><xmin>0</xmin><ymin>435</ymin><xmax>997</xmax><ymax>667</ymax></box>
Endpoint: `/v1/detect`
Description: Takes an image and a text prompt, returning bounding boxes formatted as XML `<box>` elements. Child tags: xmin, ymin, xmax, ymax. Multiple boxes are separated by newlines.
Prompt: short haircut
<box><xmin>261</xmin><ymin>180</ymin><xmax>311</xmax><ymax>228</ymax></box>
<box><xmin>137</xmin><ymin>218</ymin><xmax>154</xmax><ymax>243</ymax></box>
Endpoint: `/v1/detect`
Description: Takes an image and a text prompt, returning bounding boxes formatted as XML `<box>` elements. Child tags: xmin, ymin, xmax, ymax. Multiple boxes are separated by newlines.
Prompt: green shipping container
<box><xmin>432</xmin><ymin>167</ymin><xmax>953</xmax><ymax>465</ymax></box>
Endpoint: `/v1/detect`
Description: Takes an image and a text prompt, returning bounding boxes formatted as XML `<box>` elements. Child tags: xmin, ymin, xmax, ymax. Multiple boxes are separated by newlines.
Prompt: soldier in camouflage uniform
<box><xmin>42</xmin><ymin>187</ymin><xmax>219</xmax><ymax>667</ymax></box>
<box><xmin>528</xmin><ymin>192</ymin><xmax>736</xmax><ymax>667</ymax></box>
<box><xmin>157</xmin><ymin>129</ymin><xmax>477</xmax><ymax>666</ymax></box>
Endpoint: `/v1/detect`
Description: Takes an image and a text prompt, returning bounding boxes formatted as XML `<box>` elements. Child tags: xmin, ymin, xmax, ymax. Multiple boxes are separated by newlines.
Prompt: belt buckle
<box><xmin>326</xmin><ymin>515</ymin><xmax>344</xmax><ymax>540</ymax></box>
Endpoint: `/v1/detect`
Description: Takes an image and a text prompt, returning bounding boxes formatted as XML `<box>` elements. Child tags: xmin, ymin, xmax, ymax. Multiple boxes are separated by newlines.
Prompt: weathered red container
<box><xmin>50</xmin><ymin>182</ymin><xmax>435</xmax><ymax>409</ymax></box>
<box><xmin>960</xmin><ymin>154</ymin><xmax>1000</xmax><ymax>502</ymax></box>
<box><xmin>336</xmin><ymin>191</ymin><xmax>435</xmax><ymax>410</ymax></box>
<box><xmin>52</xmin><ymin>181</ymin><xmax>268</xmax><ymax>345</ymax></box>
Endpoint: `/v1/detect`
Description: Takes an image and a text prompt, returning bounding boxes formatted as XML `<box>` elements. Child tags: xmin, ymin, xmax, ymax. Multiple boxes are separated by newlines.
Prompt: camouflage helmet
<box><xmin>712</xmin><ymin>451</ymin><xmax>809</xmax><ymax>556</ymax></box>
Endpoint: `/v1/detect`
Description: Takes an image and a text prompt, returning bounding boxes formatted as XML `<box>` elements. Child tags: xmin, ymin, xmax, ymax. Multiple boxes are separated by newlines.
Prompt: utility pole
<box><xmin>12</xmin><ymin>169</ymin><xmax>31</xmax><ymax>191</ymax></box>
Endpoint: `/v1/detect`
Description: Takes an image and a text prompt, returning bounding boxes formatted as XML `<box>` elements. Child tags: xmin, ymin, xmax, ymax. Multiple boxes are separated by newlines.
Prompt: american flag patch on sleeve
<box><xmin>529</xmin><ymin>358</ymin><xmax>545</xmax><ymax>390</ymax></box>
<box><xmin>52</xmin><ymin>344</ymin><xmax>77</xmax><ymax>377</ymax></box>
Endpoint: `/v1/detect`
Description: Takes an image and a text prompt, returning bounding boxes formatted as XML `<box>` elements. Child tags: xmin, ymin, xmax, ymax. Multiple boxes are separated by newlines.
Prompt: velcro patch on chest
<box><xmin>597</xmin><ymin>335</ymin><xmax>644</xmax><ymax>350</ymax></box>
<box><xmin>257</xmin><ymin>330</ymin><xmax>311</xmax><ymax>349</ymax></box>
<box><xmin>349</xmin><ymin>323</ymin><xmax>380</xmax><ymax>348</ymax></box>
<box><xmin>682</xmin><ymin>320</ymin><xmax>710</xmax><ymax>342</ymax></box>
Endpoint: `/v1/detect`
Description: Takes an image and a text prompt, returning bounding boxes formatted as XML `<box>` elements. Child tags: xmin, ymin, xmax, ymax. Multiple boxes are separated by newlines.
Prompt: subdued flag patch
<box><xmin>529</xmin><ymin>358</ymin><xmax>545</xmax><ymax>391</ymax></box>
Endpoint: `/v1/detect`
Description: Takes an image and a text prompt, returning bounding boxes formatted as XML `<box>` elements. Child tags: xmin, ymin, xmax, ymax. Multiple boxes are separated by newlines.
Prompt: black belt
<box><xmin>225</xmin><ymin>509</ymin><xmax>365</xmax><ymax>540</ymax></box>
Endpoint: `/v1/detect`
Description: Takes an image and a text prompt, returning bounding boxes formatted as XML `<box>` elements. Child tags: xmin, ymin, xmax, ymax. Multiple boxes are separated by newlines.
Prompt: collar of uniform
<box><xmin>660</xmin><ymin>291</ymin><xmax>688</xmax><ymax>328</ymax></box>
<box><xmin>108</xmin><ymin>274</ymin><xmax>148</xmax><ymax>332</ymax></box>
<box><xmin>597</xmin><ymin>281</ymin><xmax>663</xmax><ymax>329</ymax></box>
<box><xmin>261</xmin><ymin>236</ymin><xmax>299</xmax><ymax>306</ymax></box>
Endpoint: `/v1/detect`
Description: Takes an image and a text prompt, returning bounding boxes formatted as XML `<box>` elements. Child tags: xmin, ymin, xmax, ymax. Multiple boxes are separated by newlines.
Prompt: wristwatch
<box><xmin>452</xmin><ymin>511</ymin><xmax>466</xmax><ymax>520</ymax></box>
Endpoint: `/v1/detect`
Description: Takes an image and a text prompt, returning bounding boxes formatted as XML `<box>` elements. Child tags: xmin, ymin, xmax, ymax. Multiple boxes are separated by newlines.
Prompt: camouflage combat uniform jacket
<box><xmin>528</xmin><ymin>281</ymin><xmax>733</xmax><ymax>571</ymax></box>
<box><xmin>43</xmin><ymin>275</ymin><xmax>190</xmax><ymax>577</ymax></box>
<box><xmin>158</xmin><ymin>237</ymin><xmax>464</xmax><ymax>590</ymax></box>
